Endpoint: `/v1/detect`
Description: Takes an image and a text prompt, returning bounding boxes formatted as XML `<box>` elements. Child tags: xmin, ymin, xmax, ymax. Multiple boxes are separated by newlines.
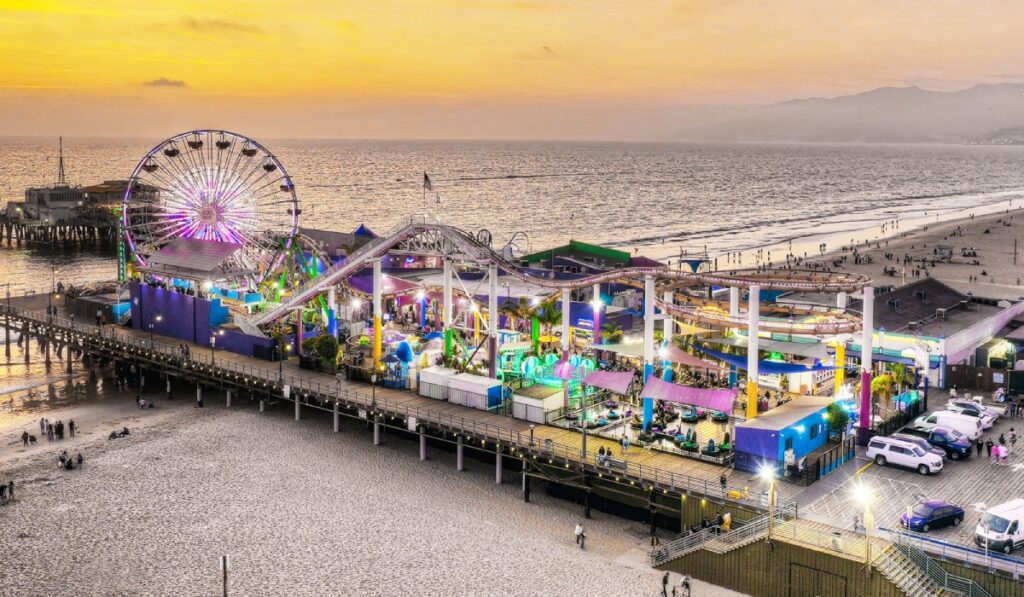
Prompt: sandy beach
<box><xmin>0</xmin><ymin>386</ymin><xmax>747</xmax><ymax>596</ymax></box>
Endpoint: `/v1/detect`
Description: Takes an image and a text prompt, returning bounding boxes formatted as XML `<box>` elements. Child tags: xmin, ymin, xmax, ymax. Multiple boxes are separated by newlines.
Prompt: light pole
<box><xmin>210</xmin><ymin>329</ymin><xmax>224</xmax><ymax>366</ymax></box>
<box><xmin>529</xmin><ymin>424</ymin><xmax>535</xmax><ymax>446</ymax></box>
<box><xmin>853</xmin><ymin>481</ymin><xmax>874</xmax><ymax>573</ymax></box>
<box><xmin>759</xmin><ymin>464</ymin><xmax>777</xmax><ymax>543</ymax></box>
<box><xmin>150</xmin><ymin>313</ymin><xmax>162</xmax><ymax>344</ymax></box>
<box><xmin>371</xmin><ymin>373</ymin><xmax>377</xmax><ymax>410</ymax></box>
<box><xmin>278</xmin><ymin>342</ymin><xmax>292</xmax><ymax>382</ymax></box>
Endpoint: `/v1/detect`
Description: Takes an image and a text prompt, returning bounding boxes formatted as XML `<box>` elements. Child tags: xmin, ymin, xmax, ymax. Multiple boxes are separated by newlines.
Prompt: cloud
<box><xmin>143</xmin><ymin>78</ymin><xmax>188</xmax><ymax>88</ymax></box>
<box><xmin>180</xmin><ymin>17</ymin><xmax>262</xmax><ymax>34</ymax></box>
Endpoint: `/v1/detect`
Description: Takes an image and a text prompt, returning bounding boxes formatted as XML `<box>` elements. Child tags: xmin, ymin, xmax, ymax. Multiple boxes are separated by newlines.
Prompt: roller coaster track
<box><xmin>252</xmin><ymin>217</ymin><xmax>871</xmax><ymax>334</ymax></box>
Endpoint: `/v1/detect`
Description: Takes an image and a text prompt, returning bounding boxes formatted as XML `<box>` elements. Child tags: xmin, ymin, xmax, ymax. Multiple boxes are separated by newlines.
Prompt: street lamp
<box><xmin>852</xmin><ymin>481</ymin><xmax>874</xmax><ymax>572</ymax></box>
<box><xmin>278</xmin><ymin>342</ymin><xmax>292</xmax><ymax>382</ymax></box>
<box><xmin>371</xmin><ymin>373</ymin><xmax>378</xmax><ymax>409</ymax></box>
<box><xmin>529</xmin><ymin>424</ymin><xmax>536</xmax><ymax>446</ymax></box>
<box><xmin>758</xmin><ymin>464</ymin><xmax>777</xmax><ymax>543</ymax></box>
<box><xmin>877</xmin><ymin>326</ymin><xmax>886</xmax><ymax>359</ymax></box>
<box><xmin>150</xmin><ymin>313</ymin><xmax>162</xmax><ymax>344</ymax></box>
<box><xmin>210</xmin><ymin>329</ymin><xmax>224</xmax><ymax>366</ymax></box>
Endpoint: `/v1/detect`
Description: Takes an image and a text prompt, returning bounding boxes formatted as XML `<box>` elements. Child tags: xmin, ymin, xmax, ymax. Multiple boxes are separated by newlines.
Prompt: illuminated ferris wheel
<box><xmin>122</xmin><ymin>130</ymin><xmax>299</xmax><ymax>287</ymax></box>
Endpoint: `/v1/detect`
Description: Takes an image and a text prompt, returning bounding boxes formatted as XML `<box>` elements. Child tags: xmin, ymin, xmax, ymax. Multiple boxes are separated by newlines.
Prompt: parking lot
<box><xmin>804</xmin><ymin>402</ymin><xmax>1024</xmax><ymax>550</ymax></box>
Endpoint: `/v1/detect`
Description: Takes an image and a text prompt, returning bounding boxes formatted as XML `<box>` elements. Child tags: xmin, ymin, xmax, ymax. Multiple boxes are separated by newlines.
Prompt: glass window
<box><xmin>982</xmin><ymin>513</ymin><xmax>1011</xmax><ymax>534</ymax></box>
<box><xmin>926</xmin><ymin>416</ymin><xmax>937</xmax><ymax>424</ymax></box>
<box><xmin>912</xmin><ymin>447</ymin><xmax>925</xmax><ymax>457</ymax></box>
<box><xmin>889</xmin><ymin>445</ymin><xmax>906</xmax><ymax>455</ymax></box>
<box><xmin>912</xmin><ymin>504</ymin><xmax>935</xmax><ymax>517</ymax></box>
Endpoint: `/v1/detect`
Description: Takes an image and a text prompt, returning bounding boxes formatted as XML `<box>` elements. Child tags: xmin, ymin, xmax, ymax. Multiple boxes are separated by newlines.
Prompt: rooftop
<box><xmin>851</xmin><ymin>278</ymin><xmax>1005</xmax><ymax>337</ymax></box>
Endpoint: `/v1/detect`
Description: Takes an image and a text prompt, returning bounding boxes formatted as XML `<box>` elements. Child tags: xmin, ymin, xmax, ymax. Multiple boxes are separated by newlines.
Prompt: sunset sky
<box><xmin>2</xmin><ymin>0</ymin><xmax>1024</xmax><ymax>139</ymax></box>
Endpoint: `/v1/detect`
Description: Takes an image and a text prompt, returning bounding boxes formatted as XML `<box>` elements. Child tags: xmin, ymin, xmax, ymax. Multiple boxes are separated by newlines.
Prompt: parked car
<box><xmin>866</xmin><ymin>436</ymin><xmax>944</xmax><ymax>475</ymax></box>
<box><xmin>890</xmin><ymin>433</ymin><xmax>946</xmax><ymax>460</ymax></box>
<box><xmin>898</xmin><ymin>426</ymin><xmax>973</xmax><ymax>460</ymax></box>
<box><xmin>945</xmin><ymin>401</ymin><xmax>998</xmax><ymax>429</ymax></box>
<box><xmin>900</xmin><ymin>500</ymin><xmax>965</xmax><ymax>532</ymax></box>
<box><xmin>911</xmin><ymin>411</ymin><xmax>983</xmax><ymax>441</ymax></box>
<box><xmin>976</xmin><ymin>499</ymin><xmax>1024</xmax><ymax>554</ymax></box>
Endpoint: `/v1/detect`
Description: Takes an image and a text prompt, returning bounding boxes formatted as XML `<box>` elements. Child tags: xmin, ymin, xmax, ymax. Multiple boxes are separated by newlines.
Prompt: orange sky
<box><xmin>2</xmin><ymin>0</ymin><xmax>1024</xmax><ymax>139</ymax></box>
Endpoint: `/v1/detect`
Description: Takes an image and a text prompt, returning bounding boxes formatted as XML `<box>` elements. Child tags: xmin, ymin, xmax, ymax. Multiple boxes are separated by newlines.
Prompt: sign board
<box><xmin>358</xmin><ymin>408</ymin><xmax>367</xmax><ymax>420</ymax></box>
<box><xmin>407</xmin><ymin>416</ymin><xmax>417</xmax><ymax>431</ymax></box>
<box><xmin>993</xmin><ymin>372</ymin><xmax>1005</xmax><ymax>384</ymax></box>
<box><xmin>283</xmin><ymin>384</ymin><xmax>291</xmax><ymax>399</ymax></box>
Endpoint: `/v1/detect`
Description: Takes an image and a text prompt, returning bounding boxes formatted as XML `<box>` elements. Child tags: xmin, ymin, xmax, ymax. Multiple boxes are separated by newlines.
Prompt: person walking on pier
<box><xmin>620</xmin><ymin>435</ymin><xmax>629</xmax><ymax>454</ymax></box>
<box><xmin>976</xmin><ymin>438</ymin><xmax>983</xmax><ymax>457</ymax></box>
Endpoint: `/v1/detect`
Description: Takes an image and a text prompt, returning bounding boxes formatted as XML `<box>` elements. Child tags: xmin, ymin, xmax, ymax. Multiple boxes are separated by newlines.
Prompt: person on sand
<box><xmin>7</xmin><ymin>480</ymin><xmax>13</xmax><ymax>500</ymax></box>
<box><xmin>121</xmin><ymin>427</ymin><xmax>130</xmax><ymax>437</ymax></box>
<box><xmin>21</xmin><ymin>431</ymin><xmax>29</xmax><ymax>447</ymax></box>
<box><xmin>575</xmin><ymin>523</ymin><xmax>584</xmax><ymax>547</ymax></box>
<box><xmin>662</xmin><ymin>572</ymin><xmax>670</xmax><ymax>597</ymax></box>
<box><xmin>76</xmin><ymin>453</ymin><xmax>83</xmax><ymax>468</ymax></box>
<box><xmin>108</xmin><ymin>431</ymin><xmax>118</xmax><ymax>440</ymax></box>
<box><xmin>68</xmin><ymin>420</ymin><xmax>75</xmax><ymax>438</ymax></box>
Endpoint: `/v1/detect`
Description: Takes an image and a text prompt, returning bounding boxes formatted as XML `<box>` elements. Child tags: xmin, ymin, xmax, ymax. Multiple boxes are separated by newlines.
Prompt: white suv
<box><xmin>866</xmin><ymin>436</ymin><xmax>944</xmax><ymax>476</ymax></box>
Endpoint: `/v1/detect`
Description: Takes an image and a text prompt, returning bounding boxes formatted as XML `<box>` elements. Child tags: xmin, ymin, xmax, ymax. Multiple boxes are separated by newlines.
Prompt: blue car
<box><xmin>900</xmin><ymin>500</ymin><xmax>965</xmax><ymax>532</ymax></box>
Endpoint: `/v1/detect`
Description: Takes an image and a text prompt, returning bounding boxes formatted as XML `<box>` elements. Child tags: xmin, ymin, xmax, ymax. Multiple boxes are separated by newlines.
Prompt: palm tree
<box><xmin>536</xmin><ymin>299</ymin><xmax>562</xmax><ymax>342</ymax></box>
<box><xmin>600</xmin><ymin>322</ymin><xmax>623</xmax><ymax>344</ymax></box>
<box><xmin>499</xmin><ymin>297</ymin><xmax>532</xmax><ymax>333</ymax></box>
<box><xmin>889</xmin><ymin>363</ymin><xmax>913</xmax><ymax>392</ymax></box>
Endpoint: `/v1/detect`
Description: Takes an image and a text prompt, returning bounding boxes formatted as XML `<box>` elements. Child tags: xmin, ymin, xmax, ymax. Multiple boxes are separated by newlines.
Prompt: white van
<box><xmin>866</xmin><ymin>436</ymin><xmax>944</xmax><ymax>476</ymax></box>
<box><xmin>911</xmin><ymin>411</ymin><xmax>983</xmax><ymax>441</ymax></box>
<box><xmin>975</xmin><ymin>499</ymin><xmax>1024</xmax><ymax>554</ymax></box>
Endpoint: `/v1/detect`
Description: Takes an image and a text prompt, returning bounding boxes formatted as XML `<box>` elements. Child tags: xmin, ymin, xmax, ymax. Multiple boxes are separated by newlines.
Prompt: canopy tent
<box><xmin>600</xmin><ymin>342</ymin><xmax>726</xmax><ymax>371</ymax></box>
<box><xmin>353</xmin><ymin>224</ymin><xmax>377</xmax><ymax>237</ymax></box>
<box><xmin>702</xmin><ymin>335</ymin><xmax>831</xmax><ymax>360</ymax></box>
<box><xmin>582</xmin><ymin>370</ymin><xmax>634</xmax><ymax>395</ymax></box>
<box><xmin>639</xmin><ymin>377</ymin><xmax>736</xmax><ymax>413</ymax></box>
<box><xmin>692</xmin><ymin>344</ymin><xmax>840</xmax><ymax>375</ymax></box>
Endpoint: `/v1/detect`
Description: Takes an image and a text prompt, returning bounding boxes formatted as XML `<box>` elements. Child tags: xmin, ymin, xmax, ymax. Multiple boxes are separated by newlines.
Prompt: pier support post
<box><xmin>584</xmin><ymin>476</ymin><xmax>592</xmax><ymax>520</ymax></box>
<box><xmin>333</xmin><ymin>402</ymin><xmax>340</xmax><ymax>432</ymax></box>
<box><xmin>259</xmin><ymin>399</ymin><xmax>265</xmax><ymax>413</ymax></box>
<box><xmin>66</xmin><ymin>345</ymin><xmax>73</xmax><ymax>376</ymax></box>
<box><xmin>643</xmin><ymin>275</ymin><xmax>655</xmax><ymax>381</ymax></box>
<box><xmin>373</xmin><ymin>415</ymin><xmax>381</xmax><ymax>445</ymax></box>
<box><xmin>226</xmin><ymin>390</ymin><xmax>232</xmax><ymax>408</ymax></box>
<box><xmin>837</xmin><ymin>291</ymin><xmax>849</xmax><ymax>310</ymax></box>
<box><xmin>196</xmin><ymin>384</ymin><xmax>203</xmax><ymax>408</ymax></box>
<box><xmin>166</xmin><ymin>378</ymin><xmax>172</xmax><ymax>400</ymax></box>
<box><xmin>746</xmin><ymin>285</ymin><xmax>761</xmax><ymax>420</ymax></box>
<box><xmin>294</xmin><ymin>394</ymin><xmax>300</xmax><ymax>421</ymax></box>
<box><xmin>456</xmin><ymin>435</ymin><xmax>464</xmax><ymax>471</ymax></box>
<box><xmin>522</xmin><ymin>470</ymin><xmax>531</xmax><ymax>503</ymax></box>
<box><xmin>495</xmin><ymin>449</ymin><xmax>503</xmax><ymax>484</ymax></box>
<box><xmin>488</xmin><ymin>263</ymin><xmax>498</xmax><ymax>378</ymax></box>
<box><xmin>859</xmin><ymin>286</ymin><xmax>875</xmax><ymax>444</ymax></box>
<box><xmin>729</xmin><ymin>286</ymin><xmax>740</xmax><ymax>319</ymax></box>
<box><xmin>372</xmin><ymin>258</ymin><xmax>383</xmax><ymax>370</ymax></box>
<box><xmin>420</xmin><ymin>430</ymin><xmax>427</xmax><ymax>461</ymax></box>
<box><xmin>44</xmin><ymin>334</ymin><xmax>50</xmax><ymax>366</ymax></box>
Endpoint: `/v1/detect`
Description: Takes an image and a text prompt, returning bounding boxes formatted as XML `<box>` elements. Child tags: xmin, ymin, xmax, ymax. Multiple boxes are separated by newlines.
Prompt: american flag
<box><xmin>423</xmin><ymin>172</ymin><xmax>433</xmax><ymax>191</ymax></box>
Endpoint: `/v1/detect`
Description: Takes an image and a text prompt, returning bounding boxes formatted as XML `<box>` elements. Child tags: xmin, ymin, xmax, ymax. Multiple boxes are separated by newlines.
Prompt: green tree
<box><xmin>600</xmin><ymin>322</ymin><xmax>624</xmax><ymax>344</ymax></box>
<box><xmin>536</xmin><ymin>299</ymin><xmax>563</xmax><ymax>341</ymax></box>
<box><xmin>826</xmin><ymin>402</ymin><xmax>850</xmax><ymax>438</ymax></box>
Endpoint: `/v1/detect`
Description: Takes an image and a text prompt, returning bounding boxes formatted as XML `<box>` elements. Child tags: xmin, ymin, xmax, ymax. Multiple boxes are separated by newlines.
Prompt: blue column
<box><xmin>642</xmin><ymin>397</ymin><xmax>654</xmax><ymax>431</ymax></box>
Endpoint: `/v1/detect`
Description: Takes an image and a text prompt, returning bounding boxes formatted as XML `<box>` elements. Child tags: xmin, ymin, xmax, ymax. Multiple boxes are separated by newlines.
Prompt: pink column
<box><xmin>859</xmin><ymin>286</ymin><xmax>874</xmax><ymax>435</ymax></box>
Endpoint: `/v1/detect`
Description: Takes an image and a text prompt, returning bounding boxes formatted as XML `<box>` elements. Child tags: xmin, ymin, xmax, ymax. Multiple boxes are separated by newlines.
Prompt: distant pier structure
<box><xmin>1</xmin><ymin>138</ymin><xmax>122</xmax><ymax>248</ymax></box>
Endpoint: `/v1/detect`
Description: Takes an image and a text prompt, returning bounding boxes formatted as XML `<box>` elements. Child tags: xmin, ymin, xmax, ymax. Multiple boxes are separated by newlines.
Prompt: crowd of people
<box><xmin>31</xmin><ymin>418</ymin><xmax>76</xmax><ymax>443</ymax></box>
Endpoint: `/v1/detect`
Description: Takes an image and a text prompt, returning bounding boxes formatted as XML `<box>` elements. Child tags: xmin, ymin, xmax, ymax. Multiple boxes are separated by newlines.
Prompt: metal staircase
<box><xmin>650</xmin><ymin>504</ymin><xmax>797</xmax><ymax>566</ymax></box>
<box><xmin>889</xmin><ymin>534</ymin><xmax>994</xmax><ymax>597</ymax></box>
<box><xmin>875</xmin><ymin>544</ymin><xmax>949</xmax><ymax>597</ymax></box>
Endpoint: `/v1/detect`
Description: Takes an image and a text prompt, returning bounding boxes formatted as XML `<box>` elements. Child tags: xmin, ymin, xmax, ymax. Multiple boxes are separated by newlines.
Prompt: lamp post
<box><xmin>210</xmin><ymin>329</ymin><xmax>224</xmax><ymax>366</ymax></box>
<box><xmin>758</xmin><ymin>464</ymin><xmax>777</xmax><ymax>543</ymax></box>
<box><xmin>150</xmin><ymin>313</ymin><xmax>162</xmax><ymax>344</ymax></box>
<box><xmin>853</xmin><ymin>481</ymin><xmax>874</xmax><ymax>573</ymax></box>
<box><xmin>877</xmin><ymin>326</ymin><xmax>886</xmax><ymax>360</ymax></box>
<box><xmin>278</xmin><ymin>342</ymin><xmax>291</xmax><ymax>382</ymax></box>
<box><xmin>371</xmin><ymin>373</ymin><xmax>378</xmax><ymax>410</ymax></box>
<box><xmin>529</xmin><ymin>424</ymin><xmax>536</xmax><ymax>446</ymax></box>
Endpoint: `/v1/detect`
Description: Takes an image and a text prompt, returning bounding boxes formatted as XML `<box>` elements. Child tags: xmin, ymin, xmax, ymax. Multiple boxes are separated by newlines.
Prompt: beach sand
<box><xmin>0</xmin><ymin>392</ymin><xmax>747</xmax><ymax>596</ymax></box>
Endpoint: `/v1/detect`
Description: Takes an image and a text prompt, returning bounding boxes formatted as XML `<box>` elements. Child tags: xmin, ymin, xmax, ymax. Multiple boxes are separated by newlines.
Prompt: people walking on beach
<box><xmin>46</xmin><ymin>422</ymin><xmax>54</xmax><ymax>442</ymax></box>
<box><xmin>76</xmin><ymin>453</ymin><xmax>83</xmax><ymax>468</ymax></box>
<box><xmin>662</xmin><ymin>572</ymin><xmax>670</xmax><ymax>597</ymax></box>
<box><xmin>0</xmin><ymin>484</ymin><xmax>6</xmax><ymax>500</ymax></box>
<box><xmin>68</xmin><ymin>420</ymin><xmax>75</xmax><ymax>438</ymax></box>
<box><xmin>58</xmin><ymin>450</ymin><xmax>67</xmax><ymax>468</ymax></box>
<box><xmin>21</xmin><ymin>431</ymin><xmax>29</xmax><ymax>447</ymax></box>
<box><xmin>39</xmin><ymin>418</ymin><xmax>46</xmax><ymax>434</ymax></box>
<box><xmin>7</xmin><ymin>481</ymin><xmax>13</xmax><ymax>500</ymax></box>
<box><xmin>575</xmin><ymin>523</ymin><xmax>585</xmax><ymax>549</ymax></box>
<box><xmin>55</xmin><ymin>420</ymin><xmax>64</xmax><ymax>440</ymax></box>
<box><xmin>138</xmin><ymin>396</ymin><xmax>146</xmax><ymax>410</ymax></box>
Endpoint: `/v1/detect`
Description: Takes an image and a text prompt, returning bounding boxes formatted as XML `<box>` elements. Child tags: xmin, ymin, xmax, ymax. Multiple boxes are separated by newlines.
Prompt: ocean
<box><xmin>2</xmin><ymin>136</ymin><xmax>1024</xmax><ymax>289</ymax></box>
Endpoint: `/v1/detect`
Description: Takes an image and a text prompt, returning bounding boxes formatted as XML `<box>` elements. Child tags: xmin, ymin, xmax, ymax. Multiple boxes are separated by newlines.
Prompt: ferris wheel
<box><xmin>122</xmin><ymin>130</ymin><xmax>299</xmax><ymax>287</ymax></box>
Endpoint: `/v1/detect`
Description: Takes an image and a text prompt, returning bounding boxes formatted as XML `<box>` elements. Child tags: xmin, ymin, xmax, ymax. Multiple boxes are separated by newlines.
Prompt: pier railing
<box><xmin>3</xmin><ymin>302</ymin><xmax>789</xmax><ymax>512</ymax></box>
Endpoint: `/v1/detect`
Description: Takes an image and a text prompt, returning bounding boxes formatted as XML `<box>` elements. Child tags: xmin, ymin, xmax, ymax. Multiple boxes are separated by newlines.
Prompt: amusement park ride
<box><xmin>116</xmin><ymin>129</ymin><xmax>876</xmax><ymax>429</ymax></box>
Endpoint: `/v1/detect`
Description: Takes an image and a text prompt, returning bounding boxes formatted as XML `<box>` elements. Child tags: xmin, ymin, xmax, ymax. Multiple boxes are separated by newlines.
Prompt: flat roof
<box><xmin>141</xmin><ymin>237</ymin><xmax>243</xmax><ymax>279</ymax></box>
<box><xmin>736</xmin><ymin>394</ymin><xmax>834</xmax><ymax>431</ymax></box>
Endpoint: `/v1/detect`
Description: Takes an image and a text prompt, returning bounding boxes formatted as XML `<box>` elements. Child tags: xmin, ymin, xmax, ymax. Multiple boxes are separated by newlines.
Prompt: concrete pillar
<box><xmin>729</xmin><ymin>287</ymin><xmax>740</xmax><ymax>318</ymax></box>
<box><xmin>488</xmin><ymin>263</ymin><xmax>499</xmax><ymax>378</ymax></box>
<box><xmin>523</xmin><ymin>470</ymin><xmax>531</xmax><ymax>502</ymax></box>
<box><xmin>196</xmin><ymin>384</ymin><xmax>203</xmax><ymax>407</ymax></box>
<box><xmin>859</xmin><ymin>286</ymin><xmax>874</xmax><ymax>433</ymax></box>
<box><xmin>333</xmin><ymin>402</ymin><xmax>340</xmax><ymax>432</ymax></box>
<box><xmin>66</xmin><ymin>345</ymin><xmax>73</xmax><ymax>375</ymax></box>
<box><xmin>166</xmin><ymin>378</ymin><xmax>172</xmax><ymax>400</ymax></box>
<box><xmin>561</xmin><ymin>289</ymin><xmax>571</xmax><ymax>354</ymax></box>
<box><xmin>643</xmin><ymin>274</ymin><xmax>655</xmax><ymax>380</ymax></box>
<box><xmin>420</xmin><ymin>429</ymin><xmax>427</xmax><ymax>460</ymax></box>
<box><xmin>259</xmin><ymin>399</ymin><xmax>265</xmax><ymax>413</ymax></box>
<box><xmin>294</xmin><ymin>393</ymin><xmax>301</xmax><ymax>420</ymax></box>
<box><xmin>456</xmin><ymin>435</ymin><xmax>464</xmax><ymax>470</ymax></box>
<box><xmin>327</xmin><ymin>286</ymin><xmax>338</xmax><ymax>337</ymax></box>
<box><xmin>746</xmin><ymin>285</ymin><xmax>760</xmax><ymax>419</ymax></box>
<box><xmin>226</xmin><ymin>389</ymin><xmax>232</xmax><ymax>408</ymax></box>
<box><xmin>495</xmin><ymin>450</ymin><xmax>503</xmax><ymax>484</ymax></box>
<box><xmin>662</xmin><ymin>291</ymin><xmax>673</xmax><ymax>341</ymax></box>
<box><xmin>834</xmin><ymin>343</ymin><xmax>846</xmax><ymax>395</ymax></box>
<box><xmin>295</xmin><ymin>308</ymin><xmax>304</xmax><ymax>357</ymax></box>
<box><xmin>837</xmin><ymin>291</ymin><xmax>849</xmax><ymax>309</ymax></box>
<box><xmin>372</xmin><ymin>258</ymin><xmax>383</xmax><ymax>369</ymax></box>
<box><xmin>443</xmin><ymin>258</ymin><xmax>454</xmax><ymax>358</ymax></box>
<box><xmin>373</xmin><ymin>415</ymin><xmax>381</xmax><ymax>445</ymax></box>
<box><xmin>592</xmin><ymin>283</ymin><xmax>602</xmax><ymax>346</ymax></box>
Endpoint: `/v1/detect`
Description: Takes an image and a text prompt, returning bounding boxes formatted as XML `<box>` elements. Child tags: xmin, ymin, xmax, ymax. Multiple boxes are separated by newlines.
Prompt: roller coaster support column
<box><xmin>746</xmin><ymin>285</ymin><xmax>760</xmax><ymax>419</ymax></box>
<box><xmin>643</xmin><ymin>274</ymin><xmax>655</xmax><ymax>381</ymax></box>
<box><xmin>592</xmin><ymin>284</ymin><xmax>601</xmax><ymax>346</ymax></box>
<box><xmin>662</xmin><ymin>290</ymin><xmax>673</xmax><ymax>340</ymax></box>
<box><xmin>443</xmin><ymin>258</ymin><xmax>454</xmax><ymax>359</ymax></box>
<box><xmin>729</xmin><ymin>287</ymin><xmax>740</xmax><ymax>318</ymax></box>
<box><xmin>834</xmin><ymin>342</ymin><xmax>846</xmax><ymax>395</ymax></box>
<box><xmin>327</xmin><ymin>287</ymin><xmax>338</xmax><ymax>338</ymax></box>
<box><xmin>561</xmin><ymin>289</ymin><xmax>571</xmax><ymax>355</ymax></box>
<box><xmin>837</xmin><ymin>291</ymin><xmax>848</xmax><ymax>309</ymax></box>
<box><xmin>488</xmin><ymin>264</ymin><xmax>498</xmax><ymax>378</ymax></box>
<box><xmin>858</xmin><ymin>286</ymin><xmax>874</xmax><ymax>444</ymax></box>
<box><xmin>372</xmin><ymin>258</ymin><xmax>383</xmax><ymax>370</ymax></box>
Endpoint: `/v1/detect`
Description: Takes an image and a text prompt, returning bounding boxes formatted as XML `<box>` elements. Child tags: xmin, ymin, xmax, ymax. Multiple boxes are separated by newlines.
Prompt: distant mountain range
<box><xmin>683</xmin><ymin>84</ymin><xmax>1024</xmax><ymax>143</ymax></box>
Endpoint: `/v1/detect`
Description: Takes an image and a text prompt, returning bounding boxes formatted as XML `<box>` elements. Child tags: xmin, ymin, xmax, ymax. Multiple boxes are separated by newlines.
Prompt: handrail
<box><xmin>885</xmin><ymin>528</ymin><xmax>1016</xmax><ymax>589</ymax></box>
<box><xmin>650</xmin><ymin>503</ymin><xmax>798</xmax><ymax>565</ymax></box>
<box><xmin>4</xmin><ymin>302</ymin><xmax>798</xmax><ymax>514</ymax></box>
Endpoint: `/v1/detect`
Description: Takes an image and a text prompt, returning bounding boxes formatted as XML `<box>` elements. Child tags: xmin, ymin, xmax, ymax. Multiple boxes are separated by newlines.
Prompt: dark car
<box><xmin>900</xmin><ymin>500</ymin><xmax>965</xmax><ymax>532</ymax></box>
<box><xmin>898</xmin><ymin>426</ymin><xmax>972</xmax><ymax>460</ymax></box>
